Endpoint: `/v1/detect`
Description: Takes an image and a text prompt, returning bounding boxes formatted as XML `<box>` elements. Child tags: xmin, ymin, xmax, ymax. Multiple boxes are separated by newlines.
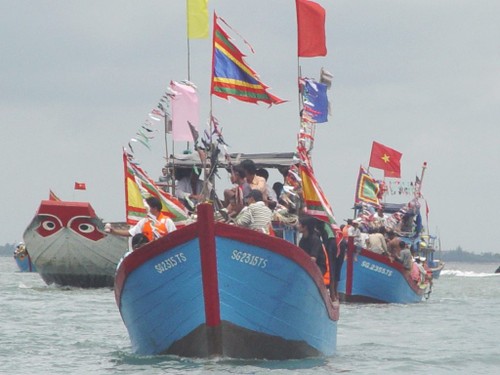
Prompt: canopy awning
<box><xmin>166</xmin><ymin>152</ymin><xmax>298</xmax><ymax>169</ymax></box>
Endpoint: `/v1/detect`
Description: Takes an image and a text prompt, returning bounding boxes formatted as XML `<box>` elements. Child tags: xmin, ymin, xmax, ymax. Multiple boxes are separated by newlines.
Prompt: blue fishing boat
<box><xmin>339</xmin><ymin>164</ymin><xmax>433</xmax><ymax>303</ymax></box>
<box><xmin>115</xmin><ymin>203</ymin><xmax>337</xmax><ymax>359</ymax></box>
<box><xmin>338</xmin><ymin>244</ymin><xmax>426</xmax><ymax>304</ymax></box>
<box><xmin>13</xmin><ymin>243</ymin><xmax>36</xmax><ymax>272</ymax></box>
<box><xmin>419</xmin><ymin>234</ymin><xmax>445</xmax><ymax>279</ymax></box>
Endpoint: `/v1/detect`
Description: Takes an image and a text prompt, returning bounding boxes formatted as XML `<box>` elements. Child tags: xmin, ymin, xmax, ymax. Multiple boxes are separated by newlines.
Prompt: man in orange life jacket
<box><xmin>106</xmin><ymin>196</ymin><xmax>176</xmax><ymax>242</ymax></box>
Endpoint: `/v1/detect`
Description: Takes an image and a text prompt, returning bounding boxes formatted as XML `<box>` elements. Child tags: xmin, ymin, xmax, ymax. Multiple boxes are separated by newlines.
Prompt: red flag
<box><xmin>74</xmin><ymin>182</ymin><xmax>86</xmax><ymax>190</ymax></box>
<box><xmin>369</xmin><ymin>141</ymin><xmax>402</xmax><ymax>178</ymax></box>
<box><xmin>296</xmin><ymin>0</ymin><xmax>327</xmax><ymax>57</ymax></box>
<box><xmin>48</xmin><ymin>190</ymin><xmax>61</xmax><ymax>201</ymax></box>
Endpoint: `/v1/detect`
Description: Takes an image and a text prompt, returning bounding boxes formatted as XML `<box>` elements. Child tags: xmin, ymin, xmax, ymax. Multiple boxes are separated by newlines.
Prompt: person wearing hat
<box><xmin>348</xmin><ymin>218</ymin><xmax>364</xmax><ymax>260</ymax></box>
<box><xmin>235</xmin><ymin>189</ymin><xmax>273</xmax><ymax>234</ymax></box>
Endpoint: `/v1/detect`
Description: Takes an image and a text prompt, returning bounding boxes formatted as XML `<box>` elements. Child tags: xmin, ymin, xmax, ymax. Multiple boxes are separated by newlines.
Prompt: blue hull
<box><xmin>115</xmin><ymin>204</ymin><xmax>337</xmax><ymax>359</ymax></box>
<box><xmin>338</xmin><ymin>249</ymin><xmax>425</xmax><ymax>304</ymax></box>
<box><xmin>14</xmin><ymin>254</ymin><xmax>36</xmax><ymax>272</ymax></box>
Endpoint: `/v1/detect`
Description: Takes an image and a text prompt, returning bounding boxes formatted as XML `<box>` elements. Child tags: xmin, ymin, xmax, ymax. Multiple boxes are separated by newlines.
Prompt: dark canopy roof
<box><xmin>166</xmin><ymin>152</ymin><xmax>298</xmax><ymax>169</ymax></box>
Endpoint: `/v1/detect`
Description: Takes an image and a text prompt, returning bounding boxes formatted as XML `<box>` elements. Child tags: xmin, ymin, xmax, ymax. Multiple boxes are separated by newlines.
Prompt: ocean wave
<box><xmin>441</xmin><ymin>269</ymin><xmax>500</xmax><ymax>278</ymax></box>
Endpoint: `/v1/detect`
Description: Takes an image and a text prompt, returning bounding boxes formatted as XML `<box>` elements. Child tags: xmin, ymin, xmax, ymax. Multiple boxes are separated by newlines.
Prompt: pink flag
<box><xmin>170</xmin><ymin>81</ymin><xmax>199</xmax><ymax>142</ymax></box>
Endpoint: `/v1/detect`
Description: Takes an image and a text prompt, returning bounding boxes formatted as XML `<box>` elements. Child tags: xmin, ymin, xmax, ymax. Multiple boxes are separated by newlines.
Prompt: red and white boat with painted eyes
<box><xmin>23</xmin><ymin>200</ymin><xmax>128</xmax><ymax>288</ymax></box>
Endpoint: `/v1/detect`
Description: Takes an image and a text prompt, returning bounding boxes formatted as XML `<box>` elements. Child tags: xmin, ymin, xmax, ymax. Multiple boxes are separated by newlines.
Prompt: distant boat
<box><xmin>338</xmin><ymin>246</ymin><xmax>428</xmax><ymax>304</ymax></box>
<box><xmin>338</xmin><ymin>202</ymin><xmax>431</xmax><ymax>303</ymax></box>
<box><xmin>23</xmin><ymin>200</ymin><xmax>128</xmax><ymax>288</ymax></box>
<box><xmin>13</xmin><ymin>243</ymin><xmax>36</xmax><ymax>272</ymax></box>
<box><xmin>495</xmin><ymin>266</ymin><xmax>500</xmax><ymax>274</ymax></box>
<box><xmin>115</xmin><ymin>203</ymin><xmax>338</xmax><ymax>359</ymax></box>
<box><xmin>418</xmin><ymin>234</ymin><xmax>445</xmax><ymax>279</ymax></box>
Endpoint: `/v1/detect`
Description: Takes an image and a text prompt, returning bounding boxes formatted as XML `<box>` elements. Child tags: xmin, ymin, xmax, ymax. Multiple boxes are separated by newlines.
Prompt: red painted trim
<box><xmin>197</xmin><ymin>204</ymin><xmax>221</xmax><ymax>327</ymax></box>
<box><xmin>37</xmin><ymin>200</ymin><xmax>98</xmax><ymax>220</ymax></box>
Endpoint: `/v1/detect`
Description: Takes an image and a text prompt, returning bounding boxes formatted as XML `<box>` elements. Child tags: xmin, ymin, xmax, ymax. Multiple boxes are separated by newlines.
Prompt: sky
<box><xmin>2</xmin><ymin>0</ymin><xmax>499</xmax><ymax>253</ymax></box>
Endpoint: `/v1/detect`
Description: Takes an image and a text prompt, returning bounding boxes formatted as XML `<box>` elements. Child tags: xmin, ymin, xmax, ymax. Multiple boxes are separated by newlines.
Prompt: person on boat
<box><xmin>256</xmin><ymin>168</ymin><xmax>278</xmax><ymax>208</ymax></box>
<box><xmin>372</xmin><ymin>205</ymin><xmax>387</xmax><ymax>229</ymax></box>
<box><xmin>333</xmin><ymin>226</ymin><xmax>347</xmax><ymax>299</ymax></box>
<box><xmin>131</xmin><ymin>233</ymin><xmax>149</xmax><ymax>251</ymax></box>
<box><xmin>223</xmin><ymin>165</ymin><xmax>251</xmax><ymax>218</ymax></box>
<box><xmin>367</xmin><ymin>227</ymin><xmax>389</xmax><ymax>255</ymax></box>
<box><xmin>157</xmin><ymin>167</ymin><xmax>170</xmax><ymax>192</ymax></box>
<box><xmin>297</xmin><ymin>215</ymin><xmax>329</xmax><ymax>284</ymax></box>
<box><xmin>234</xmin><ymin>189</ymin><xmax>273</xmax><ymax>233</ymax></box>
<box><xmin>175</xmin><ymin>167</ymin><xmax>204</xmax><ymax>210</ymax></box>
<box><xmin>272</xmin><ymin>182</ymin><xmax>284</xmax><ymax>203</ymax></box>
<box><xmin>240</xmin><ymin>159</ymin><xmax>268</xmax><ymax>202</ymax></box>
<box><xmin>14</xmin><ymin>242</ymin><xmax>28</xmax><ymax>258</ymax></box>
<box><xmin>316</xmin><ymin>220</ymin><xmax>336</xmax><ymax>297</ymax></box>
<box><xmin>412</xmin><ymin>256</ymin><xmax>431</xmax><ymax>286</ymax></box>
<box><xmin>386</xmin><ymin>230</ymin><xmax>401</xmax><ymax>260</ymax></box>
<box><xmin>395</xmin><ymin>241</ymin><xmax>413</xmax><ymax>272</ymax></box>
<box><xmin>107</xmin><ymin>196</ymin><xmax>176</xmax><ymax>242</ymax></box>
<box><xmin>348</xmin><ymin>218</ymin><xmax>364</xmax><ymax>260</ymax></box>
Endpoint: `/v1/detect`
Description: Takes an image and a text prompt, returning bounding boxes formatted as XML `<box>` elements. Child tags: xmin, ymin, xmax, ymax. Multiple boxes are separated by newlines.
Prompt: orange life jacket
<box><xmin>322</xmin><ymin>244</ymin><xmax>331</xmax><ymax>286</ymax></box>
<box><xmin>142</xmin><ymin>213</ymin><xmax>169</xmax><ymax>241</ymax></box>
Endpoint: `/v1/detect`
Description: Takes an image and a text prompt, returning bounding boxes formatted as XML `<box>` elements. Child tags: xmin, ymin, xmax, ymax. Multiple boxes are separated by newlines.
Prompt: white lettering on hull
<box><xmin>231</xmin><ymin>250</ymin><xmax>268</xmax><ymax>269</ymax></box>
<box><xmin>154</xmin><ymin>252</ymin><xmax>187</xmax><ymax>274</ymax></box>
<box><xmin>361</xmin><ymin>260</ymin><xmax>393</xmax><ymax>277</ymax></box>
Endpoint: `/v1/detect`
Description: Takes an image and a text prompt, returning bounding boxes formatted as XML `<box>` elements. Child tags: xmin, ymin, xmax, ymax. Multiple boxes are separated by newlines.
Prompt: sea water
<box><xmin>1</xmin><ymin>258</ymin><xmax>499</xmax><ymax>374</ymax></box>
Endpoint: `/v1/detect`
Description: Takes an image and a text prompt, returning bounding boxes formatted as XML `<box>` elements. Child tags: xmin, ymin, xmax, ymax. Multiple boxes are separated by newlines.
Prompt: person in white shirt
<box><xmin>235</xmin><ymin>189</ymin><xmax>273</xmax><ymax>234</ymax></box>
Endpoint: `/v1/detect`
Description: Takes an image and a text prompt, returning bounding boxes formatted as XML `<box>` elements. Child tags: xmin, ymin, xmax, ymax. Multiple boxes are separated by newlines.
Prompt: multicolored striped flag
<box><xmin>123</xmin><ymin>150</ymin><xmax>188</xmax><ymax>225</ymax></box>
<box><xmin>210</xmin><ymin>14</ymin><xmax>285</xmax><ymax>105</ymax></box>
<box><xmin>297</xmin><ymin>145</ymin><xmax>337</xmax><ymax>227</ymax></box>
<box><xmin>355</xmin><ymin>166</ymin><xmax>380</xmax><ymax>206</ymax></box>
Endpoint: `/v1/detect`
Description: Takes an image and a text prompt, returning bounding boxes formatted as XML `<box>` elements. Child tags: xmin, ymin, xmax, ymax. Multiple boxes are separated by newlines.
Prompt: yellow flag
<box><xmin>187</xmin><ymin>0</ymin><xmax>209</xmax><ymax>39</ymax></box>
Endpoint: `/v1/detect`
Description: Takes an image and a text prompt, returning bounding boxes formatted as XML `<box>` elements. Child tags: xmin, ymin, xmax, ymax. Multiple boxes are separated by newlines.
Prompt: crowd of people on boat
<box><xmin>344</xmin><ymin>208</ymin><xmax>433</xmax><ymax>289</ymax></box>
<box><xmin>106</xmin><ymin>157</ymin><xmax>432</xmax><ymax>298</ymax></box>
<box><xmin>170</xmin><ymin>158</ymin><xmax>346</xmax><ymax>300</ymax></box>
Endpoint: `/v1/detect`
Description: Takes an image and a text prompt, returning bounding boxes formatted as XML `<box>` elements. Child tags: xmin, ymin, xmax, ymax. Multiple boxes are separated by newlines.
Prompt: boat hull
<box><xmin>338</xmin><ymin>248</ymin><xmax>425</xmax><ymax>304</ymax></box>
<box><xmin>24</xmin><ymin>200</ymin><xmax>128</xmax><ymax>288</ymax></box>
<box><xmin>14</xmin><ymin>253</ymin><xmax>36</xmax><ymax>272</ymax></box>
<box><xmin>115</xmin><ymin>204</ymin><xmax>337</xmax><ymax>359</ymax></box>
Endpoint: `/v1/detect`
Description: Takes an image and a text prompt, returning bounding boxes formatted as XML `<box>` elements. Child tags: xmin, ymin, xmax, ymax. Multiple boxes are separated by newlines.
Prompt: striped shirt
<box><xmin>235</xmin><ymin>201</ymin><xmax>273</xmax><ymax>233</ymax></box>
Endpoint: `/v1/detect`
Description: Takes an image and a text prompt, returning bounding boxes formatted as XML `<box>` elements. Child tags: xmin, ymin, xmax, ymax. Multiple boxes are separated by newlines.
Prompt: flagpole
<box><xmin>418</xmin><ymin>161</ymin><xmax>427</xmax><ymax>194</ymax></box>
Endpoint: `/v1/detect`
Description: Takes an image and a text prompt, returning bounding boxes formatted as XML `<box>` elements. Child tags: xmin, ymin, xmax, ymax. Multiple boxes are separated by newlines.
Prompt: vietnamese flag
<box><xmin>74</xmin><ymin>182</ymin><xmax>86</xmax><ymax>190</ymax></box>
<box><xmin>369</xmin><ymin>141</ymin><xmax>402</xmax><ymax>178</ymax></box>
<box><xmin>296</xmin><ymin>0</ymin><xmax>327</xmax><ymax>57</ymax></box>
